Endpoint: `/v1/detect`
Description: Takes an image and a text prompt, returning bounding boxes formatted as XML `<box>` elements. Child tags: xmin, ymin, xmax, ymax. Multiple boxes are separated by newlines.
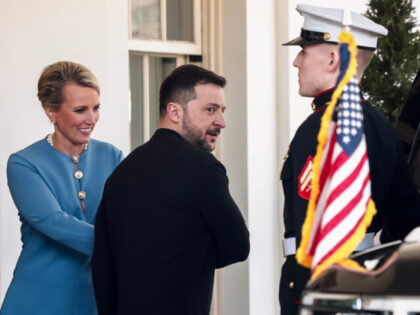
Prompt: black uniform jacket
<box><xmin>92</xmin><ymin>128</ymin><xmax>250</xmax><ymax>315</ymax></box>
<box><xmin>279</xmin><ymin>88</ymin><xmax>420</xmax><ymax>315</ymax></box>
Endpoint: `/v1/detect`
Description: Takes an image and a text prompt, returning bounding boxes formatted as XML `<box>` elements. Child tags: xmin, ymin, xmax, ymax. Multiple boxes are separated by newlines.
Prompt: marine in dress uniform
<box><xmin>279</xmin><ymin>5</ymin><xmax>420</xmax><ymax>315</ymax></box>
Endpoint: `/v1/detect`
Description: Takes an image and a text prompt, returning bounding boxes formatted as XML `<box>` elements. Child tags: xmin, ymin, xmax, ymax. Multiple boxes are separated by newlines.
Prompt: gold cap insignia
<box><xmin>323</xmin><ymin>33</ymin><xmax>331</xmax><ymax>40</ymax></box>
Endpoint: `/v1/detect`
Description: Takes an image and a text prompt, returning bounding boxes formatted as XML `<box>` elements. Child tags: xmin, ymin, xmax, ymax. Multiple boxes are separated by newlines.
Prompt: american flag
<box><xmin>297</xmin><ymin>32</ymin><xmax>377</xmax><ymax>278</ymax></box>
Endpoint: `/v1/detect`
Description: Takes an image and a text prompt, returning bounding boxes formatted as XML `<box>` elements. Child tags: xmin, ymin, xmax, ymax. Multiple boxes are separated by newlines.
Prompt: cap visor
<box><xmin>282</xmin><ymin>36</ymin><xmax>325</xmax><ymax>46</ymax></box>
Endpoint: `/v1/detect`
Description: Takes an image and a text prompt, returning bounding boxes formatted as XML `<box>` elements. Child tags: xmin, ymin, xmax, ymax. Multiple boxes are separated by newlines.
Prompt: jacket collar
<box><xmin>311</xmin><ymin>86</ymin><xmax>366</xmax><ymax>112</ymax></box>
<box><xmin>311</xmin><ymin>88</ymin><xmax>334</xmax><ymax>112</ymax></box>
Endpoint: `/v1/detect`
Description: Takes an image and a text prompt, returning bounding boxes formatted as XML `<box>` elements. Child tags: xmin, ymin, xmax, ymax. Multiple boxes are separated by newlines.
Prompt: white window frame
<box><xmin>128</xmin><ymin>0</ymin><xmax>202</xmax><ymax>55</ymax></box>
<box><xmin>128</xmin><ymin>0</ymin><xmax>203</xmax><ymax>145</ymax></box>
<box><xmin>137</xmin><ymin>53</ymin><xmax>185</xmax><ymax>142</ymax></box>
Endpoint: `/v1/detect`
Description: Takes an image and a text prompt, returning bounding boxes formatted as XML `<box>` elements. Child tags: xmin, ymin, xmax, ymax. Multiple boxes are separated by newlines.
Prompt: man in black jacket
<box><xmin>92</xmin><ymin>65</ymin><xmax>250</xmax><ymax>315</ymax></box>
<box><xmin>279</xmin><ymin>4</ymin><xmax>420</xmax><ymax>315</ymax></box>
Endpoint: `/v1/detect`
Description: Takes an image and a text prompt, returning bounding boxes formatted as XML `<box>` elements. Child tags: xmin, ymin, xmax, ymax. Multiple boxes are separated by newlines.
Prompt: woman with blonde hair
<box><xmin>0</xmin><ymin>61</ymin><xmax>123</xmax><ymax>314</ymax></box>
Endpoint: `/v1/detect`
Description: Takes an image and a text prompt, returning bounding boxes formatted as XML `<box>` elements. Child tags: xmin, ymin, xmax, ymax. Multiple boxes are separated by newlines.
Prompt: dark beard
<box><xmin>182</xmin><ymin>115</ymin><xmax>213</xmax><ymax>152</ymax></box>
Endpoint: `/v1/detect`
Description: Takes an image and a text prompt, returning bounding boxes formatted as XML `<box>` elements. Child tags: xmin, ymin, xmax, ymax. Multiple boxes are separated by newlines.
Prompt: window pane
<box><xmin>131</xmin><ymin>0</ymin><xmax>161</xmax><ymax>39</ymax></box>
<box><xmin>148</xmin><ymin>57</ymin><xmax>177</xmax><ymax>136</ymax></box>
<box><xmin>129</xmin><ymin>53</ymin><xmax>144</xmax><ymax>150</ymax></box>
<box><xmin>166</xmin><ymin>0</ymin><xmax>194</xmax><ymax>41</ymax></box>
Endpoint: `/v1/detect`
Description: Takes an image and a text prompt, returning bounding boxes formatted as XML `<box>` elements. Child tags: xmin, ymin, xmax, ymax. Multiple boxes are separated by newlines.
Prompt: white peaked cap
<box><xmin>283</xmin><ymin>4</ymin><xmax>388</xmax><ymax>49</ymax></box>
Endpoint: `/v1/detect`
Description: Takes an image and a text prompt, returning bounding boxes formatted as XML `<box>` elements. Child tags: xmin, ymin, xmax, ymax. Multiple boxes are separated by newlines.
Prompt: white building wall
<box><xmin>0</xmin><ymin>0</ymin><xmax>129</xmax><ymax>301</ymax></box>
<box><xmin>245</xmin><ymin>0</ymin><xmax>280</xmax><ymax>314</ymax></box>
<box><xmin>220</xmin><ymin>0</ymin><xmax>250</xmax><ymax>314</ymax></box>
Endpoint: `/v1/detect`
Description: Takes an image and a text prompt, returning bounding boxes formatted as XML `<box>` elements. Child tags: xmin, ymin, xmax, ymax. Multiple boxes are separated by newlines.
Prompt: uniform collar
<box><xmin>311</xmin><ymin>86</ymin><xmax>366</xmax><ymax>112</ymax></box>
<box><xmin>311</xmin><ymin>88</ymin><xmax>334</xmax><ymax>112</ymax></box>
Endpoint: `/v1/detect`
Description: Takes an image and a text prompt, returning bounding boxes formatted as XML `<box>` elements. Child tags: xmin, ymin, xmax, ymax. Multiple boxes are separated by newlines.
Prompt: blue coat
<box><xmin>1</xmin><ymin>137</ymin><xmax>123</xmax><ymax>315</ymax></box>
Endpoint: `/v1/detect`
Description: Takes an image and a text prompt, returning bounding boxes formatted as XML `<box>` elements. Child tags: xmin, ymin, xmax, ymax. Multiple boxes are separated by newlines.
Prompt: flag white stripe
<box><xmin>307</xmin><ymin>158</ymin><xmax>368</xmax><ymax>253</ymax></box>
<box><xmin>322</xmin><ymin>160</ymin><xmax>369</xmax><ymax>228</ymax></box>
<box><xmin>328</xmin><ymin>139</ymin><xmax>366</xmax><ymax>193</ymax></box>
<box><xmin>313</xmin><ymin>140</ymin><xmax>365</xmax><ymax>226</ymax></box>
<box><xmin>312</xmin><ymin>178</ymin><xmax>371</xmax><ymax>267</ymax></box>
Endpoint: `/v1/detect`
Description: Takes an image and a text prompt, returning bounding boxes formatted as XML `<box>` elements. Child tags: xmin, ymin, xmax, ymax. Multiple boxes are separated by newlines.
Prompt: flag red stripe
<box><xmin>322</xmin><ymin>173</ymin><xmax>370</xmax><ymax>237</ymax></box>
<box><xmin>325</xmin><ymin>152</ymin><xmax>368</xmax><ymax>208</ymax></box>
<box><xmin>318</xmin><ymin>128</ymin><xmax>337</xmax><ymax>192</ymax></box>
<box><xmin>313</xmin><ymin>206</ymin><xmax>367</xmax><ymax>271</ymax></box>
<box><xmin>309</xmin><ymin>171</ymin><xmax>370</xmax><ymax>256</ymax></box>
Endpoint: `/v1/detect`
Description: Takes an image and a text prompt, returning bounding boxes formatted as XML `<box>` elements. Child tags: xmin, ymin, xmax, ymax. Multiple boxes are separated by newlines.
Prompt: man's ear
<box><xmin>328</xmin><ymin>48</ymin><xmax>340</xmax><ymax>73</ymax></box>
<box><xmin>166</xmin><ymin>102</ymin><xmax>183</xmax><ymax>124</ymax></box>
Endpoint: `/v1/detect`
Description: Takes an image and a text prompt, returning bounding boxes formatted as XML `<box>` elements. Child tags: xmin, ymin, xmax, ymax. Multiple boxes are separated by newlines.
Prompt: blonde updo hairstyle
<box><xmin>37</xmin><ymin>61</ymin><xmax>100</xmax><ymax>111</ymax></box>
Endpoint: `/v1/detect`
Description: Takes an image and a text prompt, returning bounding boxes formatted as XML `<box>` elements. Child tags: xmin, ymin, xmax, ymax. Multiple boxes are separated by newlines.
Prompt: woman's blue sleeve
<box><xmin>7</xmin><ymin>154</ymin><xmax>94</xmax><ymax>256</ymax></box>
<box><xmin>116</xmin><ymin>149</ymin><xmax>124</xmax><ymax>164</ymax></box>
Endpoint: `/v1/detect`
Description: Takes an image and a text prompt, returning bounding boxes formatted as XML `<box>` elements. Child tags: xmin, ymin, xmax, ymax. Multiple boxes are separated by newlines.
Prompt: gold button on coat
<box><xmin>74</xmin><ymin>170</ymin><xmax>84</xmax><ymax>179</ymax></box>
<box><xmin>289</xmin><ymin>281</ymin><xmax>294</xmax><ymax>289</ymax></box>
<box><xmin>78</xmin><ymin>191</ymin><xmax>86</xmax><ymax>200</ymax></box>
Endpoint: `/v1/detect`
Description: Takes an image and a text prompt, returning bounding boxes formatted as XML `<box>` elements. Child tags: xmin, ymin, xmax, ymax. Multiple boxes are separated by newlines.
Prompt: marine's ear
<box><xmin>328</xmin><ymin>48</ymin><xmax>340</xmax><ymax>73</ymax></box>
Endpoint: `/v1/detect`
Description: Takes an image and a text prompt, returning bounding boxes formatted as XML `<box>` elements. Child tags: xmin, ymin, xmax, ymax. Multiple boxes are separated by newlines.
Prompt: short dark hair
<box><xmin>159</xmin><ymin>64</ymin><xmax>226</xmax><ymax>117</ymax></box>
